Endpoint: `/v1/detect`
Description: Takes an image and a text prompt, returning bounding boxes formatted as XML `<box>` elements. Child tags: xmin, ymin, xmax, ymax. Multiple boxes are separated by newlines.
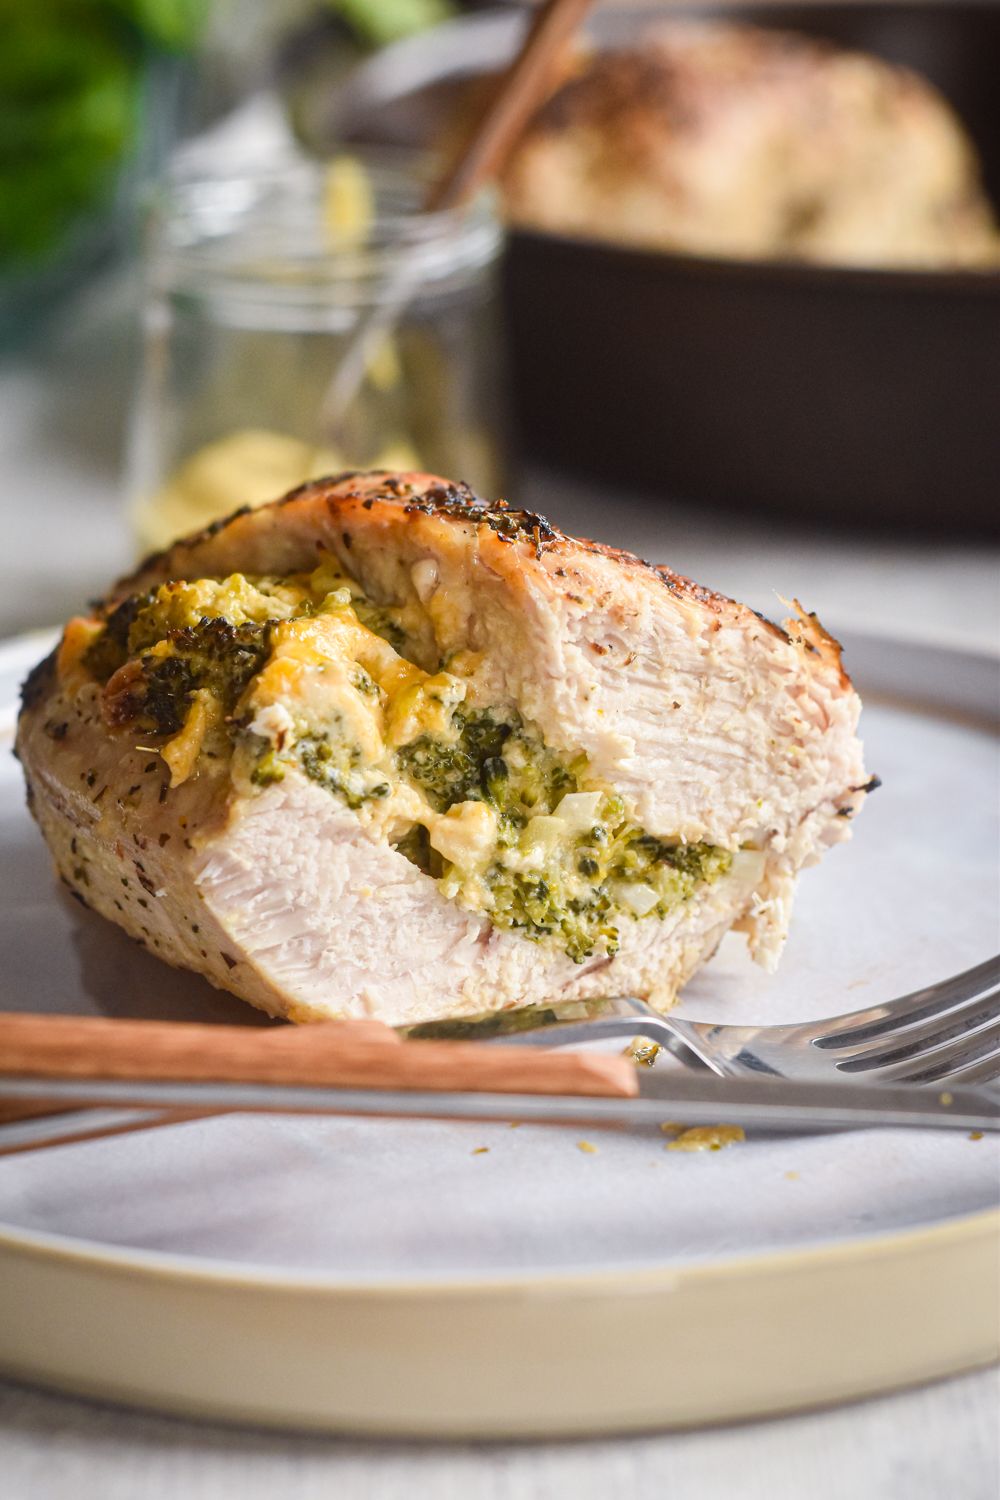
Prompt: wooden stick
<box><xmin>324</xmin><ymin>0</ymin><xmax>593</xmax><ymax>436</ymax></box>
<box><xmin>425</xmin><ymin>0</ymin><xmax>594</xmax><ymax>212</ymax></box>
<box><xmin>0</xmin><ymin>1012</ymin><xmax>638</xmax><ymax>1101</ymax></box>
<box><xmin>0</xmin><ymin>1100</ymin><xmax>81</xmax><ymax>1127</ymax></box>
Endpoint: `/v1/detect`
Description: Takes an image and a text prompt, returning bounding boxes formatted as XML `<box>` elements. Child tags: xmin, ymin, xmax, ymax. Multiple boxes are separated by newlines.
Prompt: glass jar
<box><xmin>127</xmin><ymin>153</ymin><xmax>508</xmax><ymax>552</ymax></box>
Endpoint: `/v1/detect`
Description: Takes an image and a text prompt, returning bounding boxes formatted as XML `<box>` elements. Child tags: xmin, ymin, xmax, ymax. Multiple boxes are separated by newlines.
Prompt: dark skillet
<box><xmin>321</xmin><ymin>2</ymin><xmax>1000</xmax><ymax>535</ymax></box>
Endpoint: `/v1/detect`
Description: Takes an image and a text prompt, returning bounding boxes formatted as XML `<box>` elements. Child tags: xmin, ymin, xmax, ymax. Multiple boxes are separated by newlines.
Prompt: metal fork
<box><xmin>485</xmin><ymin>955</ymin><xmax>1000</xmax><ymax>1086</ymax></box>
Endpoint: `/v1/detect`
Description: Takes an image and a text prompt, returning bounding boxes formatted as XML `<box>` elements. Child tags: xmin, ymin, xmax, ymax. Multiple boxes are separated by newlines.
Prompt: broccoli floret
<box><xmin>89</xmin><ymin>602</ymin><xmax>275</xmax><ymax>737</ymax></box>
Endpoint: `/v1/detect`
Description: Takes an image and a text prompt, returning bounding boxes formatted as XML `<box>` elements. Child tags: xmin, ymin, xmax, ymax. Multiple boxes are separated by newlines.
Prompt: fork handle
<box><xmin>488</xmin><ymin>1014</ymin><xmax>721</xmax><ymax>1074</ymax></box>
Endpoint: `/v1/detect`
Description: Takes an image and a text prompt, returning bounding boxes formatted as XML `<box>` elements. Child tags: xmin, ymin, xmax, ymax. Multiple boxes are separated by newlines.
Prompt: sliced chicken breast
<box><xmin>17</xmin><ymin>471</ymin><xmax>872</xmax><ymax>1026</ymax></box>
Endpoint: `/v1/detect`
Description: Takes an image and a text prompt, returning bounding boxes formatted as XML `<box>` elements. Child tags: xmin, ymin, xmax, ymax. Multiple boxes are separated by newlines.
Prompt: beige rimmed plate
<box><xmin>0</xmin><ymin>628</ymin><xmax>997</xmax><ymax>1435</ymax></box>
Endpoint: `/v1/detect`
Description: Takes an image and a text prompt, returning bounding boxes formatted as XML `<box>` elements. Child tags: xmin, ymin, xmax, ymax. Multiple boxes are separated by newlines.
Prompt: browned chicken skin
<box><xmin>504</xmin><ymin>21</ymin><xmax>998</xmax><ymax>267</ymax></box>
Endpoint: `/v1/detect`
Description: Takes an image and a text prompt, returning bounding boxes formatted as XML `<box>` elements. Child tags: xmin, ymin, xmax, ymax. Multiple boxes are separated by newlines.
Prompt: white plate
<box><xmin>0</xmin><ymin>629</ymin><xmax>997</xmax><ymax>1434</ymax></box>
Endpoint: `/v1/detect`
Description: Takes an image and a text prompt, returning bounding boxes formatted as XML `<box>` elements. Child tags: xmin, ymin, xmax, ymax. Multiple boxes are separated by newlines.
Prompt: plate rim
<box><xmin>0</xmin><ymin>1199</ymin><xmax>996</xmax><ymax>1436</ymax></box>
<box><xmin>0</xmin><ymin>1200</ymin><xmax>996</xmax><ymax>1295</ymax></box>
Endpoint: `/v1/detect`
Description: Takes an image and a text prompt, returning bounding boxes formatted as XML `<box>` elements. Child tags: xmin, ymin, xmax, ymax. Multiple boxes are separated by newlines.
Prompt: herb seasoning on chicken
<box><xmin>16</xmin><ymin>471</ymin><xmax>872</xmax><ymax>1026</ymax></box>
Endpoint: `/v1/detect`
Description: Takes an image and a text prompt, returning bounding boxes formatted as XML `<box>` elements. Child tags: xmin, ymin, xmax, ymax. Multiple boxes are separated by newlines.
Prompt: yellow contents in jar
<box><xmin>133</xmin><ymin>428</ymin><xmax>421</xmax><ymax>552</ymax></box>
<box><xmin>322</xmin><ymin>155</ymin><xmax>375</xmax><ymax>248</ymax></box>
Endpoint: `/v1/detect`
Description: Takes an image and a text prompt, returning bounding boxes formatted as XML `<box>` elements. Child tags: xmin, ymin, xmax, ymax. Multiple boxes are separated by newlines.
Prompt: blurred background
<box><xmin>1</xmin><ymin>0</ymin><xmax>997</xmax><ymax>653</ymax></box>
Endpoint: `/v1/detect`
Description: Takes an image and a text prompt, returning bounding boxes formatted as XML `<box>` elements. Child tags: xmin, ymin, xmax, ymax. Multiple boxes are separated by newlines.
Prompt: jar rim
<box><xmin>148</xmin><ymin>149</ymin><xmax>502</xmax><ymax>303</ymax></box>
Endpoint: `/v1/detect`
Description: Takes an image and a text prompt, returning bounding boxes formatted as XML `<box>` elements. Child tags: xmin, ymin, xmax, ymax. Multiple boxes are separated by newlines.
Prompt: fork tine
<box><xmin>844</xmin><ymin>1021</ymin><xmax>1000</xmax><ymax>1085</ymax></box>
<box><xmin>898</xmin><ymin>1023</ymin><xmax>1000</xmax><ymax>1085</ymax></box>
<box><xmin>825</xmin><ymin>990</ymin><xmax>1000</xmax><ymax>1071</ymax></box>
<box><xmin>929</xmin><ymin>1048</ymin><xmax>1000</xmax><ymax>1086</ymax></box>
<box><xmin>813</xmin><ymin>955</ymin><xmax>1000</xmax><ymax>1049</ymax></box>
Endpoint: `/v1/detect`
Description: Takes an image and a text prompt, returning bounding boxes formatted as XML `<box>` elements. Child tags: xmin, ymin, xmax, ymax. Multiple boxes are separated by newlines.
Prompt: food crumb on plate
<box><xmin>969</xmin><ymin>1131</ymin><xmax>984</xmax><ymax>1142</ymax></box>
<box><xmin>784</xmin><ymin>1170</ymin><xmax>800</xmax><ymax>1181</ymax></box>
<box><xmin>471</xmin><ymin>1147</ymin><xmax>489</xmax><ymax>1156</ymax></box>
<box><xmin>665</xmin><ymin>1125</ymin><xmax>746</xmax><ymax>1153</ymax></box>
<box><xmin>624</xmin><ymin>1037</ymin><xmax>661</xmax><ymax>1067</ymax></box>
<box><xmin>576</xmin><ymin>1140</ymin><xmax>598</xmax><ymax>1154</ymax></box>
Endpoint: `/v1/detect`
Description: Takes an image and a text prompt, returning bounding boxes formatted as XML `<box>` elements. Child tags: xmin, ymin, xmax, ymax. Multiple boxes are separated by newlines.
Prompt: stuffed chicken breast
<box><xmin>17</xmin><ymin>472</ymin><xmax>872</xmax><ymax>1026</ymax></box>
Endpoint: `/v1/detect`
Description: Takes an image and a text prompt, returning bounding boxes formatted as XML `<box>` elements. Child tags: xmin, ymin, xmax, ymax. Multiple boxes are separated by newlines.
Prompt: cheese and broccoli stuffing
<box><xmin>80</xmin><ymin>558</ymin><xmax>733</xmax><ymax>962</ymax></box>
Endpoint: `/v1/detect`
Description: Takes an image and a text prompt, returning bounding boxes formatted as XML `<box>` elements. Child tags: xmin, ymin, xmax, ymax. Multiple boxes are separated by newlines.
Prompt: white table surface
<box><xmin>1</xmin><ymin>274</ymin><xmax>997</xmax><ymax>1499</ymax></box>
<box><xmin>2</xmin><ymin>1369</ymin><xmax>997</xmax><ymax>1500</ymax></box>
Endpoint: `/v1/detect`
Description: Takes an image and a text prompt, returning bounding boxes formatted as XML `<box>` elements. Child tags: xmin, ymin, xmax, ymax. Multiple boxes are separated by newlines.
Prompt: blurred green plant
<box><xmin>327</xmin><ymin>0</ymin><xmax>454</xmax><ymax>50</ymax></box>
<box><xmin>0</xmin><ymin>0</ymin><xmax>206</xmax><ymax>268</ymax></box>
